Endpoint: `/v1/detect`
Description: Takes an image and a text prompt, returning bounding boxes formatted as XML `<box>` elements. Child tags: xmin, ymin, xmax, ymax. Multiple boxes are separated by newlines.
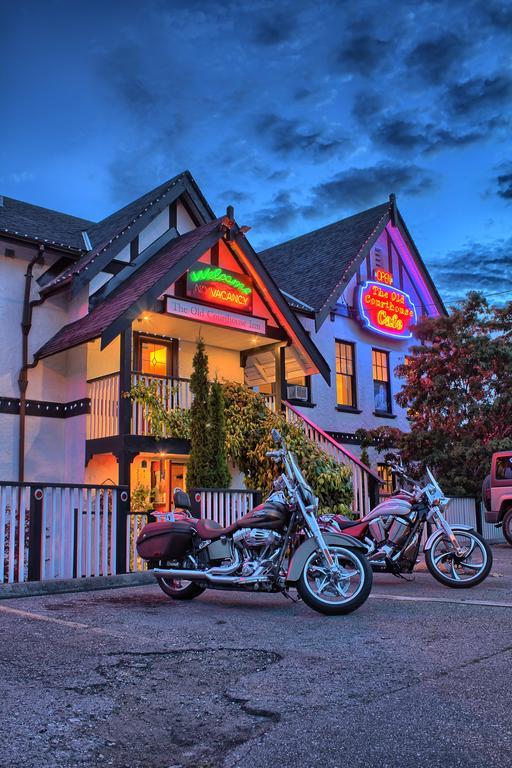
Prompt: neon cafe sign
<box><xmin>186</xmin><ymin>266</ymin><xmax>253</xmax><ymax>312</ymax></box>
<box><xmin>358</xmin><ymin>270</ymin><xmax>416</xmax><ymax>339</ymax></box>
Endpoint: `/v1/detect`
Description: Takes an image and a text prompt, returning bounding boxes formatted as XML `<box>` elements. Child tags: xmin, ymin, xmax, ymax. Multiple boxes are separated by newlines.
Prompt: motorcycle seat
<box><xmin>335</xmin><ymin>518</ymin><xmax>362</xmax><ymax>530</ymax></box>
<box><xmin>193</xmin><ymin>518</ymin><xmax>238</xmax><ymax>540</ymax></box>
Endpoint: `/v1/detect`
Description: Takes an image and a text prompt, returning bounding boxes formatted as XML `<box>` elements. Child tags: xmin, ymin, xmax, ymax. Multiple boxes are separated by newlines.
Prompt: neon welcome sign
<box><xmin>358</xmin><ymin>275</ymin><xmax>416</xmax><ymax>339</ymax></box>
<box><xmin>186</xmin><ymin>266</ymin><xmax>253</xmax><ymax>312</ymax></box>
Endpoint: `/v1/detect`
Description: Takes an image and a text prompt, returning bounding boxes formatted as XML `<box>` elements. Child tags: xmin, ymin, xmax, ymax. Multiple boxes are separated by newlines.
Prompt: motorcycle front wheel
<box><xmin>425</xmin><ymin>529</ymin><xmax>492</xmax><ymax>588</ymax></box>
<box><xmin>296</xmin><ymin>545</ymin><xmax>372</xmax><ymax>615</ymax></box>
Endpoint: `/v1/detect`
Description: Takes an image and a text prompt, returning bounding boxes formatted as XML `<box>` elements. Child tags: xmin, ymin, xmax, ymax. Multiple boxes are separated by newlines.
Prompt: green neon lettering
<box><xmin>189</xmin><ymin>267</ymin><xmax>251</xmax><ymax>294</ymax></box>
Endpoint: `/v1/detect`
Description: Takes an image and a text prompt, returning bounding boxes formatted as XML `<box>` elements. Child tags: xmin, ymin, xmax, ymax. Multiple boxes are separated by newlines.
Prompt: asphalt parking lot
<box><xmin>1</xmin><ymin>545</ymin><xmax>511</xmax><ymax>768</ymax></box>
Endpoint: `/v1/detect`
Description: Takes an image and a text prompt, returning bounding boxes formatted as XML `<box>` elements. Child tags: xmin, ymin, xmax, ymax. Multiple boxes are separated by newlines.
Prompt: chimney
<box><xmin>226</xmin><ymin>205</ymin><xmax>234</xmax><ymax>221</ymax></box>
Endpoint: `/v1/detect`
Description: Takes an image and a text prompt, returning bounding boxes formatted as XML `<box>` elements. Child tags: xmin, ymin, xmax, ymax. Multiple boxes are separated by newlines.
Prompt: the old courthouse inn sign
<box><xmin>186</xmin><ymin>266</ymin><xmax>253</xmax><ymax>312</ymax></box>
<box><xmin>358</xmin><ymin>270</ymin><xmax>416</xmax><ymax>339</ymax></box>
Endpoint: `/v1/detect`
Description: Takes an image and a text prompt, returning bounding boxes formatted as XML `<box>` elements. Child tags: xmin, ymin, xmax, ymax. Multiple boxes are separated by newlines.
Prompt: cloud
<box><xmin>429</xmin><ymin>236</ymin><xmax>512</xmax><ymax>305</ymax></box>
<box><xmin>251</xmin><ymin>189</ymin><xmax>301</xmax><ymax>232</ymax></box>
<box><xmin>370</xmin><ymin>116</ymin><xmax>493</xmax><ymax>155</ymax></box>
<box><xmin>335</xmin><ymin>31</ymin><xmax>391</xmax><ymax>77</ymax></box>
<box><xmin>306</xmin><ymin>163</ymin><xmax>434</xmax><ymax>213</ymax></box>
<box><xmin>445</xmin><ymin>73</ymin><xmax>512</xmax><ymax>117</ymax></box>
<box><xmin>496</xmin><ymin>166</ymin><xmax>512</xmax><ymax>200</ymax></box>
<box><xmin>256</xmin><ymin>113</ymin><xmax>345</xmax><ymax>160</ymax></box>
<box><xmin>251</xmin><ymin>12</ymin><xmax>297</xmax><ymax>45</ymax></box>
<box><xmin>405</xmin><ymin>33</ymin><xmax>466</xmax><ymax>85</ymax></box>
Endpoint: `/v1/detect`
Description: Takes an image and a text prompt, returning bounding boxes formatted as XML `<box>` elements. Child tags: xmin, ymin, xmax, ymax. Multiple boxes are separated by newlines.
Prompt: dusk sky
<box><xmin>1</xmin><ymin>0</ymin><xmax>511</xmax><ymax>306</ymax></box>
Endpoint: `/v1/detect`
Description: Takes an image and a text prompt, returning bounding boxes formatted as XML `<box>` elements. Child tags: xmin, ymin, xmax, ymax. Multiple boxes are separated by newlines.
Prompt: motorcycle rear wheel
<box><xmin>425</xmin><ymin>529</ymin><xmax>492</xmax><ymax>588</ymax></box>
<box><xmin>156</xmin><ymin>576</ymin><xmax>205</xmax><ymax>600</ymax></box>
<box><xmin>296</xmin><ymin>545</ymin><xmax>372</xmax><ymax>615</ymax></box>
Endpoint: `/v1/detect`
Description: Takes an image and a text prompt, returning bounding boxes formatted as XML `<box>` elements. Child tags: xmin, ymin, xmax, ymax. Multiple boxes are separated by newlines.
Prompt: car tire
<box><xmin>502</xmin><ymin>509</ymin><xmax>512</xmax><ymax>546</ymax></box>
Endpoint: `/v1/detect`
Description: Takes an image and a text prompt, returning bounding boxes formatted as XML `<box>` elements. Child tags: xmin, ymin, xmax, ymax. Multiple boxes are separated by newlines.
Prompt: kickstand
<box><xmin>281</xmin><ymin>589</ymin><xmax>301</xmax><ymax>603</ymax></box>
<box><xmin>385</xmin><ymin>556</ymin><xmax>414</xmax><ymax>582</ymax></box>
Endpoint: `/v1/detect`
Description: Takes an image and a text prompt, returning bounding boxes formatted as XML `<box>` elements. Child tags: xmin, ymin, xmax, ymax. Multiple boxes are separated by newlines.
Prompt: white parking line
<box><xmin>370</xmin><ymin>593</ymin><xmax>512</xmax><ymax>608</ymax></box>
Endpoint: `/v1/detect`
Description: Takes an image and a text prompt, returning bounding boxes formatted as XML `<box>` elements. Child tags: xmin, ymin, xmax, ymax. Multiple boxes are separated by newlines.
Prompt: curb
<box><xmin>0</xmin><ymin>572</ymin><xmax>155</xmax><ymax>600</ymax></box>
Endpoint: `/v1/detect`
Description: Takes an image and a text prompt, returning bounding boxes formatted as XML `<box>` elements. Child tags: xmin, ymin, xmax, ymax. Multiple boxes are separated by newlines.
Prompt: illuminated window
<box><xmin>372</xmin><ymin>349</ymin><xmax>392</xmax><ymax>413</ymax></box>
<box><xmin>377</xmin><ymin>463</ymin><xmax>394</xmax><ymax>495</ymax></box>
<box><xmin>335</xmin><ymin>341</ymin><xmax>356</xmax><ymax>408</ymax></box>
<box><xmin>141</xmin><ymin>342</ymin><xmax>168</xmax><ymax>376</ymax></box>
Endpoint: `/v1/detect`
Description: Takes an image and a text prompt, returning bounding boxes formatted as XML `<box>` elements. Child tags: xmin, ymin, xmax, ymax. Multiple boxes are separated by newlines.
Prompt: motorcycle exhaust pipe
<box><xmin>152</xmin><ymin>566</ymin><xmax>264</xmax><ymax>587</ymax></box>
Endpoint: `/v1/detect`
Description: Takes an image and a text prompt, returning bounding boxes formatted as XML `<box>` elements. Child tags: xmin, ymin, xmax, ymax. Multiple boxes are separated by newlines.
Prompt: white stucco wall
<box><xmin>305</xmin><ymin>312</ymin><xmax>410</xmax><ymax>434</ymax></box>
<box><xmin>176</xmin><ymin>201</ymin><xmax>196</xmax><ymax>234</ymax></box>
<box><xmin>139</xmin><ymin>207</ymin><xmax>169</xmax><ymax>252</ymax></box>
<box><xmin>178</xmin><ymin>340</ymin><xmax>243</xmax><ymax>383</ymax></box>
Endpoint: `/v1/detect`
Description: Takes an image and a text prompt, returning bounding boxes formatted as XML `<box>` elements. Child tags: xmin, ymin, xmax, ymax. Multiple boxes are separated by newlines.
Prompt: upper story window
<box><xmin>372</xmin><ymin>349</ymin><xmax>392</xmax><ymax>413</ymax></box>
<box><xmin>136</xmin><ymin>335</ymin><xmax>176</xmax><ymax>378</ymax></box>
<box><xmin>335</xmin><ymin>341</ymin><xmax>356</xmax><ymax>408</ymax></box>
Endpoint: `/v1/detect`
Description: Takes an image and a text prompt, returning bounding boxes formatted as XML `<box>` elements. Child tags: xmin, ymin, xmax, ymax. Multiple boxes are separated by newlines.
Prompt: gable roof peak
<box><xmin>259</xmin><ymin>200</ymin><xmax>391</xmax><ymax>315</ymax></box>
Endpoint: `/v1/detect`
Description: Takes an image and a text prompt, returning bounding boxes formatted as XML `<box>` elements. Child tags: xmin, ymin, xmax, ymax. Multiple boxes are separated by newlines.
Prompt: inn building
<box><xmin>0</xmin><ymin>172</ymin><xmax>444</xmax><ymax>512</ymax></box>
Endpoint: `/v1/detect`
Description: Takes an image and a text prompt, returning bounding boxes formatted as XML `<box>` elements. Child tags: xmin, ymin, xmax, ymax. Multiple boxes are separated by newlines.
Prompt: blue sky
<box><xmin>0</xmin><ymin>0</ymin><xmax>511</xmax><ymax>306</ymax></box>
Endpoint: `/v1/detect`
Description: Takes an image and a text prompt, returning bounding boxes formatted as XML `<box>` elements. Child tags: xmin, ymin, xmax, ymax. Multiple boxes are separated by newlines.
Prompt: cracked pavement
<box><xmin>1</xmin><ymin>545</ymin><xmax>511</xmax><ymax>767</ymax></box>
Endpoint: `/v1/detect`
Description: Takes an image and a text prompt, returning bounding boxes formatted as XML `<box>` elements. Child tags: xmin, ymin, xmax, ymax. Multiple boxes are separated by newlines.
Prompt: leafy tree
<box><xmin>208</xmin><ymin>378</ymin><xmax>231</xmax><ymax>488</ymax></box>
<box><xmin>187</xmin><ymin>337</ymin><xmax>212</xmax><ymax>489</ymax></box>
<box><xmin>361</xmin><ymin>292</ymin><xmax>512</xmax><ymax>496</ymax></box>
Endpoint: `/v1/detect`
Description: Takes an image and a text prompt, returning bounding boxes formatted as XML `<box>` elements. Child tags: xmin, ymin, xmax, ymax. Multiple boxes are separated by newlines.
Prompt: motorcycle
<box><xmin>136</xmin><ymin>428</ymin><xmax>373</xmax><ymax>615</ymax></box>
<box><xmin>319</xmin><ymin>463</ymin><xmax>493</xmax><ymax>589</ymax></box>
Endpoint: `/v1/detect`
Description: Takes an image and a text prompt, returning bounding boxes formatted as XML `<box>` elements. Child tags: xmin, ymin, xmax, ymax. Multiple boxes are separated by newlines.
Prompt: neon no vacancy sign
<box><xmin>358</xmin><ymin>280</ymin><xmax>416</xmax><ymax>339</ymax></box>
<box><xmin>187</xmin><ymin>266</ymin><xmax>253</xmax><ymax>312</ymax></box>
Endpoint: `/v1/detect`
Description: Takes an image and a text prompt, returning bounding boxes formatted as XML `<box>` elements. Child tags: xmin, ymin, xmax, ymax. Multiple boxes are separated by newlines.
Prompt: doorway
<box><xmin>132</xmin><ymin>455</ymin><xmax>188</xmax><ymax>512</ymax></box>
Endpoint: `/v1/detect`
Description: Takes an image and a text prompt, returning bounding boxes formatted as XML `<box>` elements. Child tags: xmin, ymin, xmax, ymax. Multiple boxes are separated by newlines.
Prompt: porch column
<box><xmin>119</xmin><ymin>327</ymin><xmax>132</xmax><ymax>435</ymax></box>
<box><xmin>274</xmin><ymin>346</ymin><xmax>287</xmax><ymax>411</ymax></box>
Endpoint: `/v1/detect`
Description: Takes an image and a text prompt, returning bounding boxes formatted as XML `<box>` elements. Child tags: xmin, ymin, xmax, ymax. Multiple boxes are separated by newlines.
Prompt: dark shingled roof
<box><xmin>36</xmin><ymin>218</ymin><xmax>223</xmax><ymax>359</ymax></box>
<box><xmin>40</xmin><ymin>171</ymin><xmax>204</xmax><ymax>294</ymax></box>
<box><xmin>0</xmin><ymin>196</ymin><xmax>92</xmax><ymax>251</ymax></box>
<box><xmin>86</xmin><ymin>172</ymin><xmax>186</xmax><ymax>249</ymax></box>
<box><xmin>259</xmin><ymin>201</ymin><xmax>391</xmax><ymax>313</ymax></box>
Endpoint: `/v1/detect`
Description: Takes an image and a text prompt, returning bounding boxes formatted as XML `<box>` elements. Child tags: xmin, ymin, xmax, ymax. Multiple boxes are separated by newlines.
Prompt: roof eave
<box><xmin>314</xmin><ymin>210</ymin><xmax>391</xmax><ymax>331</ymax></box>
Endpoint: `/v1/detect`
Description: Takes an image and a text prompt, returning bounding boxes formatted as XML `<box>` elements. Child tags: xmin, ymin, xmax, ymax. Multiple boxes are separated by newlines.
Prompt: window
<box><xmin>335</xmin><ymin>341</ymin><xmax>356</xmax><ymax>408</ymax></box>
<box><xmin>372</xmin><ymin>349</ymin><xmax>392</xmax><ymax>413</ymax></box>
<box><xmin>139</xmin><ymin>339</ymin><xmax>173</xmax><ymax>377</ymax></box>
<box><xmin>377</xmin><ymin>463</ymin><xmax>394</xmax><ymax>495</ymax></box>
<box><xmin>495</xmin><ymin>456</ymin><xmax>512</xmax><ymax>480</ymax></box>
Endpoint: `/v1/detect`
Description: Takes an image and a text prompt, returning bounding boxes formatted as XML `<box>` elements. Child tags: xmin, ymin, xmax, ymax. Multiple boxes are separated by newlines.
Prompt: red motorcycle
<box><xmin>318</xmin><ymin>463</ymin><xmax>492</xmax><ymax>589</ymax></box>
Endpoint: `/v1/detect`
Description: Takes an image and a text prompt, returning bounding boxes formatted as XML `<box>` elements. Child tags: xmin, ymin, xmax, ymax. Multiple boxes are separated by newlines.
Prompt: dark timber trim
<box><xmin>100</xmin><ymin>228</ymin><xmax>223</xmax><ymax>349</ymax></box>
<box><xmin>0</xmin><ymin>395</ymin><xmax>90</xmax><ymax>418</ymax></box>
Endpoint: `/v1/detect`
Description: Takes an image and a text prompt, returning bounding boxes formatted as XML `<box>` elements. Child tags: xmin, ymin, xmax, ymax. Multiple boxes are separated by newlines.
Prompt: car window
<box><xmin>495</xmin><ymin>457</ymin><xmax>512</xmax><ymax>480</ymax></box>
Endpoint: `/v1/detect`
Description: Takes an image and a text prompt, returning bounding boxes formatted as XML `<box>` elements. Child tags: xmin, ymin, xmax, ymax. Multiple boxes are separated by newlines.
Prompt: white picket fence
<box><xmin>444</xmin><ymin>497</ymin><xmax>505</xmax><ymax>544</ymax></box>
<box><xmin>0</xmin><ymin>482</ymin><xmax>129</xmax><ymax>584</ymax></box>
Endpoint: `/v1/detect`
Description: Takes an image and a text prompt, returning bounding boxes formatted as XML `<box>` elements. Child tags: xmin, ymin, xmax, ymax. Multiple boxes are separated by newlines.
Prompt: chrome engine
<box><xmin>233</xmin><ymin>528</ymin><xmax>282</xmax><ymax>577</ymax></box>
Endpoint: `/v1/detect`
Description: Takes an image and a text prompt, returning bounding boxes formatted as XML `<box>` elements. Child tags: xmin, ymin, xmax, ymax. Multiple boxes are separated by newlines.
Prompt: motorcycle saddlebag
<box><xmin>136</xmin><ymin>521</ymin><xmax>193</xmax><ymax>561</ymax></box>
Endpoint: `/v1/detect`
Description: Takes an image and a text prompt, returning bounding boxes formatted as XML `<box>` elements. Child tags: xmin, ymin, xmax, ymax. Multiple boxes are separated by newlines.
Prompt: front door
<box><xmin>148</xmin><ymin>458</ymin><xmax>188</xmax><ymax>512</ymax></box>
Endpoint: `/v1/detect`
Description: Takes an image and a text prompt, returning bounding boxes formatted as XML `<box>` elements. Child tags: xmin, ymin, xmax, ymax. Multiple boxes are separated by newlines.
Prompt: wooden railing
<box><xmin>0</xmin><ymin>482</ymin><xmax>129</xmax><ymax>584</ymax></box>
<box><xmin>87</xmin><ymin>372</ymin><xmax>193</xmax><ymax>439</ymax></box>
<box><xmin>283</xmin><ymin>402</ymin><xmax>380</xmax><ymax>516</ymax></box>
<box><xmin>87</xmin><ymin>373</ymin><xmax>120</xmax><ymax>439</ymax></box>
<box><xmin>130</xmin><ymin>372</ymin><xmax>192</xmax><ymax>436</ymax></box>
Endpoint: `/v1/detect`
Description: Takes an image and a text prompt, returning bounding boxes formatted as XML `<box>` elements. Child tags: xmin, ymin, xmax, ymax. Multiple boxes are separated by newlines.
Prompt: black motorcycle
<box><xmin>136</xmin><ymin>429</ymin><xmax>372</xmax><ymax>615</ymax></box>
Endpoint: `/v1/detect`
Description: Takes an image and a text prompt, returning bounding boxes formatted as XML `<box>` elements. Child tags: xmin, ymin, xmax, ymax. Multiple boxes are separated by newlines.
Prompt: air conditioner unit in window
<box><xmin>287</xmin><ymin>385</ymin><xmax>309</xmax><ymax>401</ymax></box>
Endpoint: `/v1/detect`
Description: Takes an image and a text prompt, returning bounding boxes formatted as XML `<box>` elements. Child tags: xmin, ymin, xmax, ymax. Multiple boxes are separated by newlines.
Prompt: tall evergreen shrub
<box><xmin>187</xmin><ymin>337</ymin><xmax>212</xmax><ymax>489</ymax></box>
